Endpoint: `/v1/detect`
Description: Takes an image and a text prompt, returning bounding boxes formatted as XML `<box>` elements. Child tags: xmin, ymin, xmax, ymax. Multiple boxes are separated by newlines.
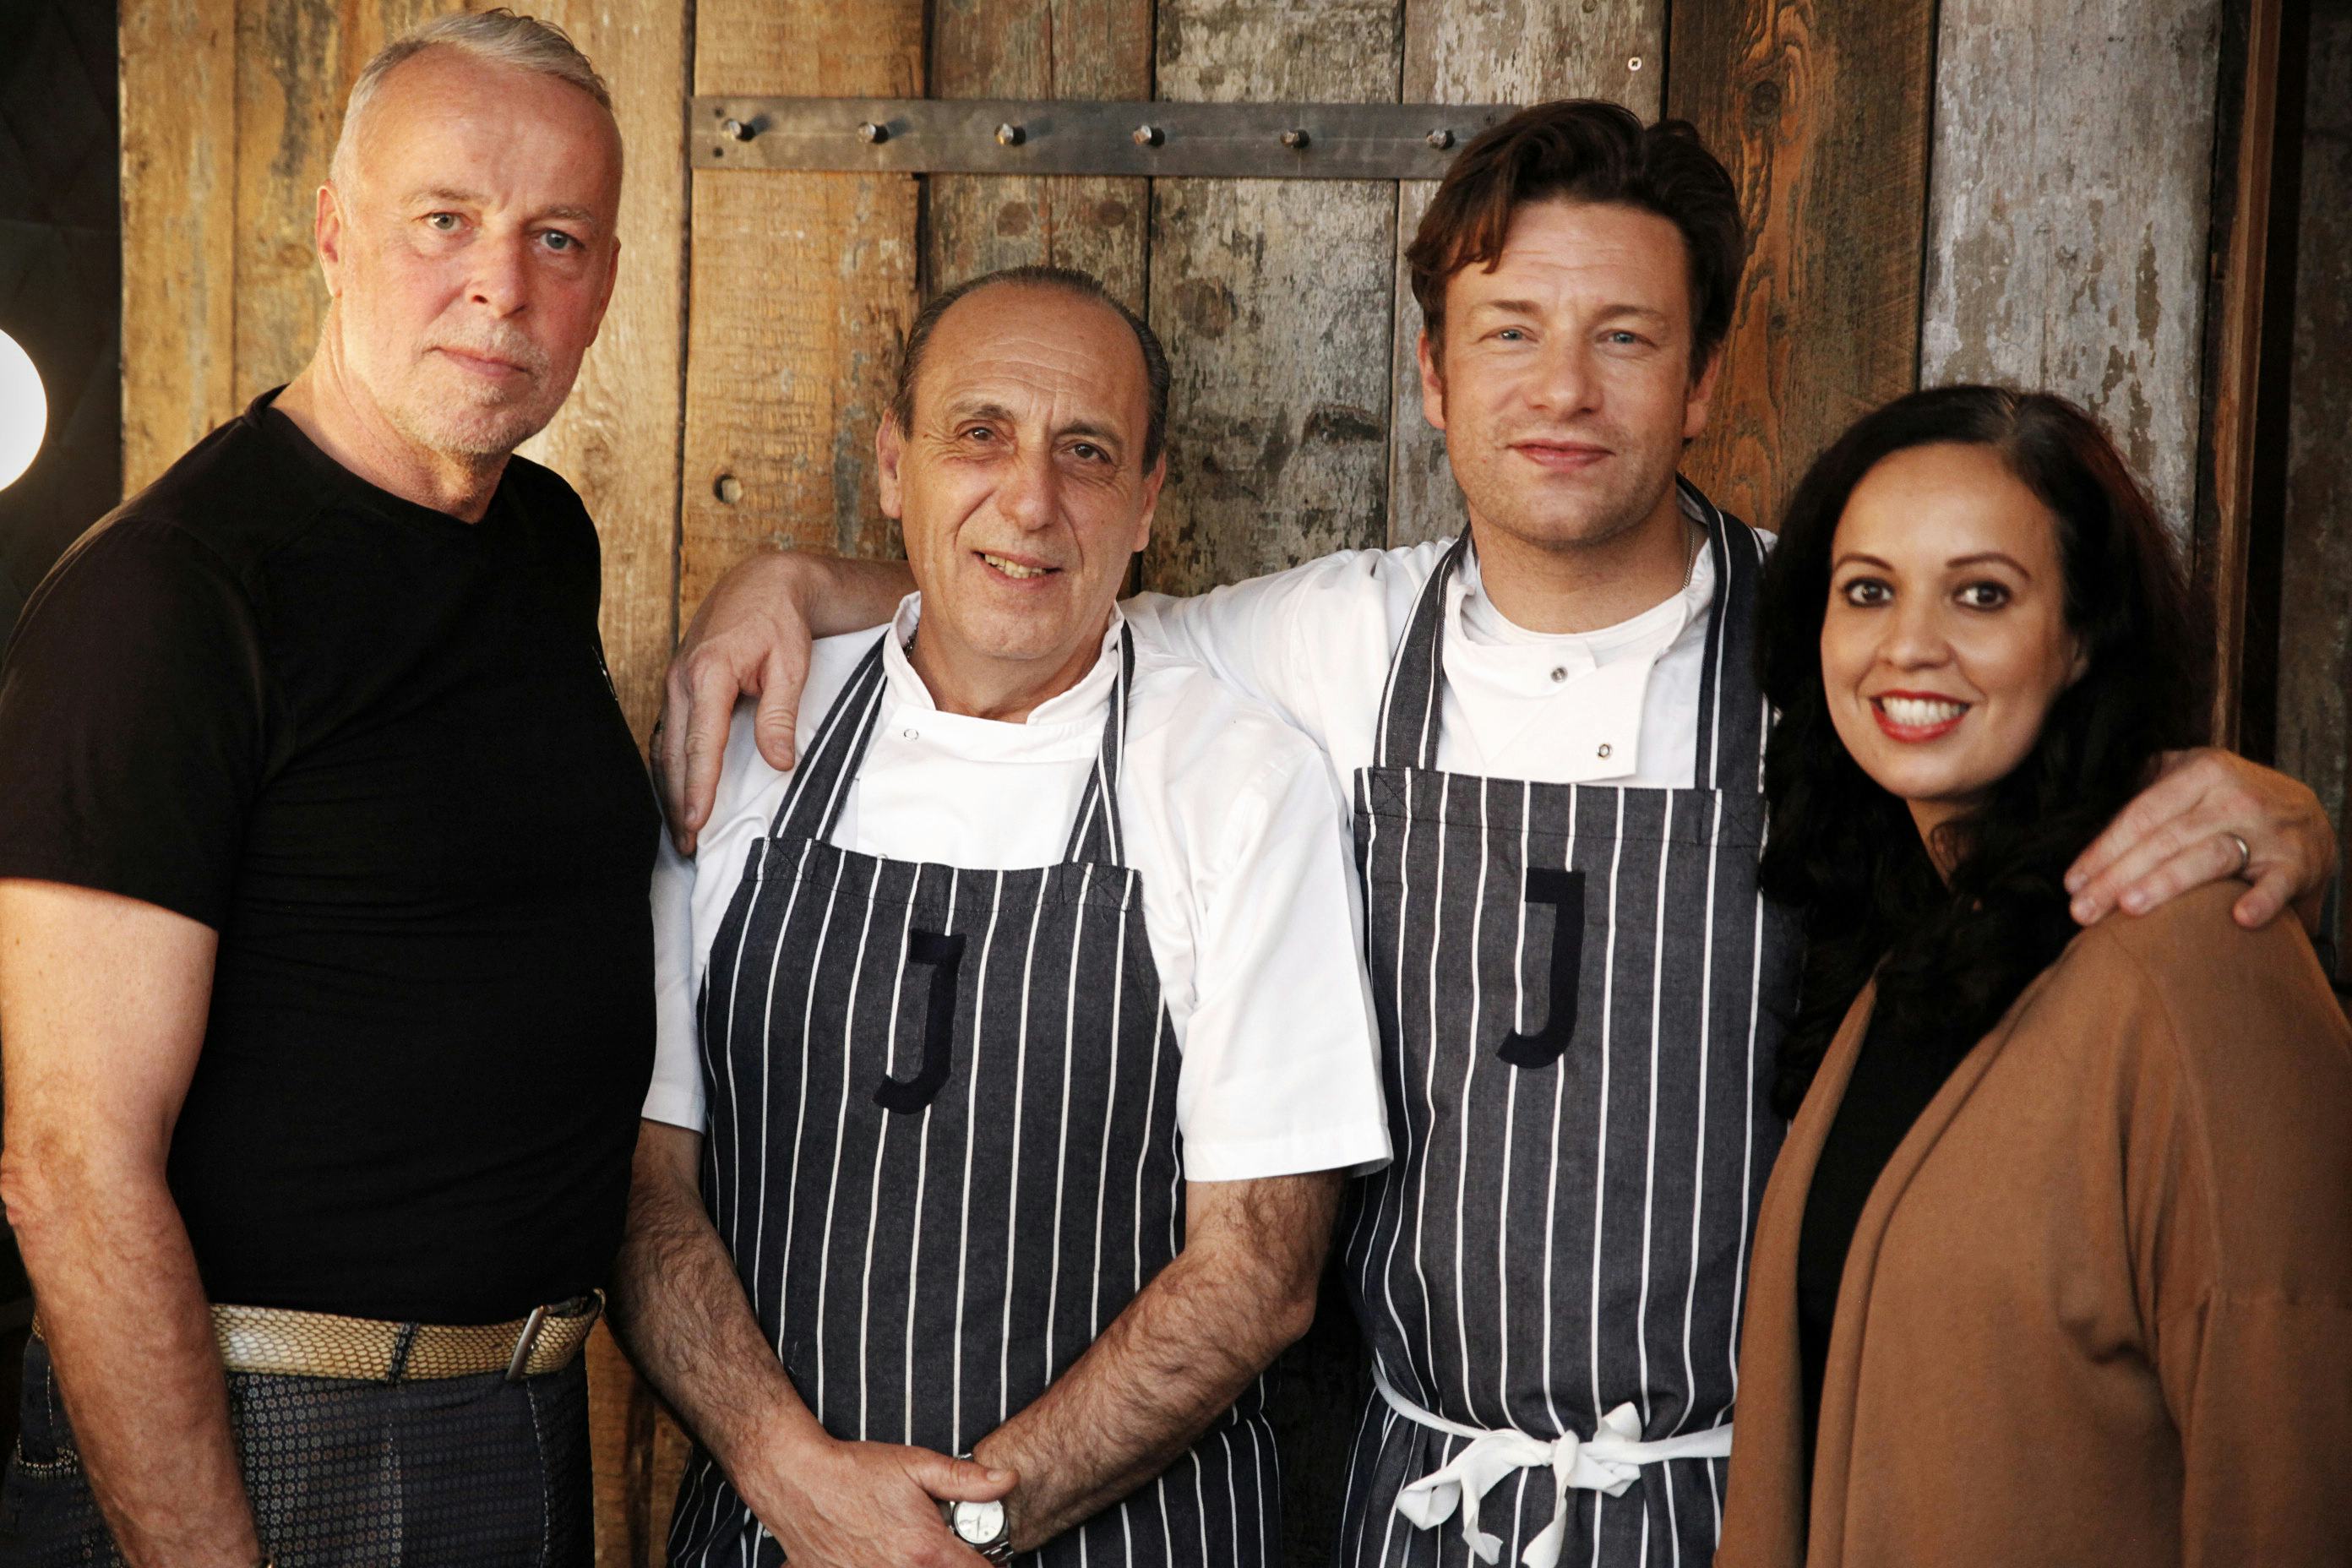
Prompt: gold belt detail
<box><xmin>35</xmin><ymin>1293</ymin><xmax>603</xmax><ymax>1383</ymax></box>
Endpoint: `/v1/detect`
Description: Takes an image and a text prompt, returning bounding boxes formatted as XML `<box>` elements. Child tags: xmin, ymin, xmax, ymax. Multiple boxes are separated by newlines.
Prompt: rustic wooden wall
<box><xmin>112</xmin><ymin>0</ymin><xmax>2320</xmax><ymax>1560</ymax></box>
<box><xmin>2278</xmin><ymin>0</ymin><xmax>2352</xmax><ymax>976</ymax></box>
<box><xmin>1919</xmin><ymin>0</ymin><xmax>2224</xmax><ymax>537</ymax></box>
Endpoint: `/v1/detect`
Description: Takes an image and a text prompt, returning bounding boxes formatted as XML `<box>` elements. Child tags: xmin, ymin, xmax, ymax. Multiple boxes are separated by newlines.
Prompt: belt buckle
<box><xmin>504</xmin><ymin>1305</ymin><xmax>551</xmax><ymax>1383</ymax></box>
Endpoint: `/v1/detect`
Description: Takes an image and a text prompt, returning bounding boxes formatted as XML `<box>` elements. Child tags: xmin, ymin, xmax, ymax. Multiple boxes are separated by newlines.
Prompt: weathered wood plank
<box><xmin>1669</xmin><ymin>0</ymin><xmax>1936</xmax><ymax>534</ymax></box>
<box><xmin>926</xmin><ymin>0</ymin><xmax>1152</xmax><ymax>312</ymax></box>
<box><xmin>1919</xmin><ymin>0</ymin><xmax>2224</xmax><ymax>536</ymax></box>
<box><xmin>678</xmin><ymin>1</ymin><xmax>924</xmax><ymax>621</ymax></box>
<box><xmin>1143</xmin><ymin>0</ymin><xmax>1401</xmax><ymax>595</ymax></box>
<box><xmin>2195</xmin><ymin>0</ymin><xmax>2288</xmax><ymax>752</ymax></box>
<box><xmin>509</xmin><ymin>0</ymin><xmax>691</xmax><ymax>745</ymax></box>
<box><xmin>1388</xmin><ymin>2</ymin><xmax>1665</xmax><ymax>546</ymax></box>
<box><xmin>2278</xmin><ymin>0</ymin><xmax>2352</xmax><ymax>981</ymax></box>
<box><xmin>230</xmin><ymin>0</ymin><xmax>444</xmax><ymax>404</ymax></box>
<box><xmin>119</xmin><ymin>0</ymin><xmax>238</xmax><ymax>493</ymax></box>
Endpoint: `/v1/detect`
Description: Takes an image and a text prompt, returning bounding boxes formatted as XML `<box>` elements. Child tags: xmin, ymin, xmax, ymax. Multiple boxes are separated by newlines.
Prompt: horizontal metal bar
<box><xmin>693</xmin><ymin>98</ymin><xmax>1516</xmax><ymax>180</ymax></box>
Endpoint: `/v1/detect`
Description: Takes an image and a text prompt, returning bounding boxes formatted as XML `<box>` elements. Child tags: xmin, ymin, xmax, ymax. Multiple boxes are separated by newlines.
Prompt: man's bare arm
<box><xmin>607</xmin><ymin>1118</ymin><xmax>1011</xmax><ymax>1568</ymax></box>
<box><xmin>2066</xmin><ymin>749</ymin><xmax>2337</xmax><ymax>931</ymax></box>
<box><xmin>0</xmin><ymin>880</ymin><xmax>258</xmax><ymax>1566</ymax></box>
<box><xmin>656</xmin><ymin>552</ymin><xmax>913</xmax><ymax>854</ymax></box>
<box><xmin>973</xmin><ymin>1171</ymin><xmax>1341</xmax><ymax>1550</ymax></box>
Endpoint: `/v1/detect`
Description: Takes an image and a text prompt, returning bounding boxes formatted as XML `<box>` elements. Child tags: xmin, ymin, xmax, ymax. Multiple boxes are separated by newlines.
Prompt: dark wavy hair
<box><xmin>1756</xmin><ymin>386</ymin><xmax>2202</xmax><ymax>1116</ymax></box>
<box><xmin>1405</xmin><ymin>100</ymin><xmax>1743</xmax><ymax>373</ymax></box>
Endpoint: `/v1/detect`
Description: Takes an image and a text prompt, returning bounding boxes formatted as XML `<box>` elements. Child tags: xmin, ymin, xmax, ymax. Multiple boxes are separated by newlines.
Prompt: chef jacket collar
<box><xmin>1446</xmin><ymin>483</ymin><xmax>1712</xmax><ymax>662</ymax></box>
<box><xmin>879</xmin><ymin>591</ymin><xmax>1127</xmax><ymax>737</ymax></box>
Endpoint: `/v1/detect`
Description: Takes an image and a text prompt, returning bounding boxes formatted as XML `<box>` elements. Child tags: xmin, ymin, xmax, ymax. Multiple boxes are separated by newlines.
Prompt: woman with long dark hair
<box><xmin>1714</xmin><ymin>386</ymin><xmax>2352</xmax><ymax>1565</ymax></box>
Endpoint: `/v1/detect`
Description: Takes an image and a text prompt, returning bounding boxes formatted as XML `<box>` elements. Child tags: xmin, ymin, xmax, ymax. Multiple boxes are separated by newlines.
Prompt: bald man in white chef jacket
<box><xmin>607</xmin><ymin>264</ymin><xmax>1390</xmax><ymax>1568</ymax></box>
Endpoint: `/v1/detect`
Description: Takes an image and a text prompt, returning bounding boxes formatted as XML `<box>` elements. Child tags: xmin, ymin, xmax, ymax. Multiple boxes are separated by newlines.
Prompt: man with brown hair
<box><xmin>646</xmin><ymin>102</ymin><xmax>2336</xmax><ymax>1567</ymax></box>
<box><xmin>0</xmin><ymin>13</ymin><xmax>651</xmax><ymax>1563</ymax></box>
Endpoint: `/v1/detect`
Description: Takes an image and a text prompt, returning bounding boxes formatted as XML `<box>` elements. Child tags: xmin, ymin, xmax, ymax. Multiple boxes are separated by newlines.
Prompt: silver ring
<box><xmin>2228</xmin><ymin>832</ymin><xmax>2251</xmax><ymax>877</ymax></box>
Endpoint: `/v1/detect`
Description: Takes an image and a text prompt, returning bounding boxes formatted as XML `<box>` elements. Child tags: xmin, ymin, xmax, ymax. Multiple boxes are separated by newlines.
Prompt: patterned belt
<box><xmin>35</xmin><ymin>1292</ymin><xmax>603</xmax><ymax>1383</ymax></box>
<box><xmin>1375</xmin><ymin>1361</ymin><xmax>1734</xmax><ymax>1568</ymax></box>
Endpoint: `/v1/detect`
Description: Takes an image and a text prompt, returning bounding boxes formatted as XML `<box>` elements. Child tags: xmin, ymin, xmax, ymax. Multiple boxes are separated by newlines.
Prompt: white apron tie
<box><xmin>1375</xmin><ymin>1362</ymin><xmax>1734</xmax><ymax>1568</ymax></box>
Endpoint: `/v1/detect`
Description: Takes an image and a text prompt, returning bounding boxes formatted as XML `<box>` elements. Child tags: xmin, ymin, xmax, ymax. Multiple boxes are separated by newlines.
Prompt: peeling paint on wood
<box><xmin>678</xmin><ymin>0</ymin><xmax>925</xmax><ymax>625</ymax></box>
<box><xmin>1386</xmin><ymin>0</ymin><xmax>1664</xmax><ymax>547</ymax></box>
<box><xmin>1144</xmin><ymin>0</ymin><xmax>1401</xmax><ymax>595</ymax></box>
<box><xmin>1919</xmin><ymin>0</ymin><xmax>2224</xmax><ymax>536</ymax></box>
<box><xmin>1671</xmin><ymin>0</ymin><xmax>1935</xmax><ymax>534</ymax></box>
<box><xmin>927</xmin><ymin>0</ymin><xmax>1152</xmax><ymax>312</ymax></box>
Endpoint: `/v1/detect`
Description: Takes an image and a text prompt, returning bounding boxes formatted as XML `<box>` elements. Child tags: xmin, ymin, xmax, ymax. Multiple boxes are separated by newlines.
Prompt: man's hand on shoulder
<box><xmin>655</xmin><ymin>551</ymin><xmax>917</xmax><ymax>855</ymax></box>
<box><xmin>656</xmin><ymin>552</ymin><xmax>816</xmax><ymax>857</ymax></box>
<box><xmin>2066</xmin><ymin>748</ymin><xmax>2337</xmax><ymax>931</ymax></box>
<box><xmin>738</xmin><ymin>1432</ymin><xmax>1013</xmax><ymax>1568</ymax></box>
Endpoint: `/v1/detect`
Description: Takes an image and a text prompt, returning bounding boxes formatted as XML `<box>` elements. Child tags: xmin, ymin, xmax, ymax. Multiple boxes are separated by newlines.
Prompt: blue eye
<box><xmin>542</xmin><ymin>230</ymin><xmax>578</xmax><ymax>252</ymax></box>
<box><xmin>425</xmin><ymin>212</ymin><xmax>460</xmax><ymax>231</ymax></box>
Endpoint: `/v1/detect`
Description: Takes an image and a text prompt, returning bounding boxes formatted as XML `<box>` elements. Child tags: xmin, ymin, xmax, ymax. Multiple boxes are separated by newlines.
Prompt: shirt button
<box><xmin>1549</xmin><ymin>667</ymin><xmax>1568</xmax><ymax>683</ymax></box>
<box><xmin>901</xmin><ymin>727</ymin><xmax>920</xmax><ymax>741</ymax></box>
<box><xmin>1597</xmin><ymin>743</ymin><xmax>1613</xmax><ymax>760</ymax></box>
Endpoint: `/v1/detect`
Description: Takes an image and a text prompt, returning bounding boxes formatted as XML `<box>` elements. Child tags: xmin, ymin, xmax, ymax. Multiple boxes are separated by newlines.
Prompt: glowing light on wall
<box><xmin>0</xmin><ymin>330</ymin><xmax>47</xmax><ymax>492</ymax></box>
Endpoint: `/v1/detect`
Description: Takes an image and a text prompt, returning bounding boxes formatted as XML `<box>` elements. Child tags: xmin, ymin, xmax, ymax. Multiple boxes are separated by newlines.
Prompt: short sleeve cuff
<box><xmin>1179</xmin><ymin>1122</ymin><xmax>1391</xmax><ymax>1184</ymax></box>
<box><xmin>640</xmin><ymin>1079</ymin><xmax>708</xmax><ymax>1133</ymax></box>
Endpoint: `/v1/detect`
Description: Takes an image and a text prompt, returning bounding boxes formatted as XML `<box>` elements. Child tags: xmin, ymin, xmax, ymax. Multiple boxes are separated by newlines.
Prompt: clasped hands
<box><xmin>737</xmin><ymin>1428</ymin><xmax>1018</xmax><ymax>1568</ymax></box>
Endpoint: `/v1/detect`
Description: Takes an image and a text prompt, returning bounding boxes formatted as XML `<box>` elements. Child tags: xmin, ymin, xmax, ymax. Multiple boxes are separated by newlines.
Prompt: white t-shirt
<box><xmin>1125</xmin><ymin>495</ymin><xmax>1732</xmax><ymax>785</ymax></box>
<box><xmin>645</xmin><ymin>600</ymin><xmax>1391</xmax><ymax>1184</ymax></box>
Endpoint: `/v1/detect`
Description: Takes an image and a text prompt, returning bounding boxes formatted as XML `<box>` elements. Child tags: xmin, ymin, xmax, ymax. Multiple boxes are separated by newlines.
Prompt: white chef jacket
<box><xmin>1125</xmin><ymin>491</ymin><xmax>1747</xmax><ymax>786</ymax></box>
<box><xmin>645</xmin><ymin>598</ymin><xmax>1391</xmax><ymax>1184</ymax></box>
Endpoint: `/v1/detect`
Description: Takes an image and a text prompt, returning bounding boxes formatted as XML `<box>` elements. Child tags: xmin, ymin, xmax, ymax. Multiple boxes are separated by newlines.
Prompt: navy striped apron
<box><xmin>667</xmin><ymin>629</ymin><xmax>1278</xmax><ymax>1567</ymax></box>
<box><xmin>1337</xmin><ymin>482</ymin><xmax>1801</xmax><ymax>1568</ymax></box>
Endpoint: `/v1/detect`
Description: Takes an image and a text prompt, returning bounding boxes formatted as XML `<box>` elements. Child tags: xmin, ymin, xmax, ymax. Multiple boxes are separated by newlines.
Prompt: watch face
<box><xmin>953</xmin><ymin>1500</ymin><xmax>1006</xmax><ymax>1544</ymax></box>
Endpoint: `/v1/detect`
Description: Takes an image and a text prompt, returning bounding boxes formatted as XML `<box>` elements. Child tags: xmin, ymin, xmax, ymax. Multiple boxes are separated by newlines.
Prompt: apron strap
<box><xmin>766</xmin><ymin>636</ymin><xmax>890</xmax><ymax>841</ymax></box>
<box><xmin>1060</xmin><ymin>626</ymin><xmax>1136</xmax><ymax>867</ymax></box>
<box><xmin>1373</xmin><ymin>531</ymin><xmax>1473</xmax><ymax>771</ymax></box>
<box><xmin>1681</xmin><ymin>476</ymin><xmax>1770</xmax><ymax>795</ymax></box>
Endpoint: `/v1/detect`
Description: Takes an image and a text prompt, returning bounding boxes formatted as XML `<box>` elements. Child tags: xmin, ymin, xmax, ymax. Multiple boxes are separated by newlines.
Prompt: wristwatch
<box><xmin>941</xmin><ymin>1462</ymin><xmax>1015</xmax><ymax>1564</ymax></box>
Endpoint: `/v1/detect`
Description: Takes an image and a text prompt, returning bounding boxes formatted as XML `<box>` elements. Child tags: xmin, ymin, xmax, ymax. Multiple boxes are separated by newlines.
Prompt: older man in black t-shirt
<box><xmin>0</xmin><ymin>14</ymin><xmax>654</xmax><ymax>1565</ymax></box>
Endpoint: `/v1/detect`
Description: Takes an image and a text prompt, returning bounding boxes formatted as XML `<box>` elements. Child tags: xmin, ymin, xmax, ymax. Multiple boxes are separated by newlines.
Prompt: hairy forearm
<box><xmin>973</xmin><ymin>1173</ymin><xmax>1340</xmax><ymax>1550</ymax></box>
<box><xmin>5</xmin><ymin>1157</ymin><xmax>255</xmax><ymax>1565</ymax></box>
<box><xmin>606</xmin><ymin>1124</ymin><xmax>823</xmax><ymax>1487</ymax></box>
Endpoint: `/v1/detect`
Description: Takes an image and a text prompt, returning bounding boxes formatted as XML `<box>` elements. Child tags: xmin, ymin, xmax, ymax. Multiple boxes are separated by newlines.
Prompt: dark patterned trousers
<box><xmin>0</xmin><ymin>1335</ymin><xmax>591</xmax><ymax>1566</ymax></box>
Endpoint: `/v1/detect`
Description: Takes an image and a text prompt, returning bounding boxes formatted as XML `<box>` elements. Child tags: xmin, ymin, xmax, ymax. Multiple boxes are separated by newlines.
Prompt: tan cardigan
<box><xmin>1716</xmin><ymin>883</ymin><xmax>2352</xmax><ymax>1567</ymax></box>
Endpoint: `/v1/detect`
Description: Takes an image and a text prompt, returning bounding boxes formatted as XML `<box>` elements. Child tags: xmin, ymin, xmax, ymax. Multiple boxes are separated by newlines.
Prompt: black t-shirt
<box><xmin>0</xmin><ymin>391</ymin><xmax>659</xmax><ymax>1324</ymax></box>
<box><xmin>1794</xmin><ymin>1005</ymin><xmax>1957</xmax><ymax>1476</ymax></box>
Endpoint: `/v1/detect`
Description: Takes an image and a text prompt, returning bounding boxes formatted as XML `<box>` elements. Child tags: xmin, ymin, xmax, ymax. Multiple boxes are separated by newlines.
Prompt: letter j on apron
<box><xmin>1337</xmin><ymin>482</ymin><xmax>1803</xmax><ymax>1568</ymax></box>
<box><xmin>670</xmin><ymin>629</ymin><xmax>1278</xmax><ymax>1568</ymax></box>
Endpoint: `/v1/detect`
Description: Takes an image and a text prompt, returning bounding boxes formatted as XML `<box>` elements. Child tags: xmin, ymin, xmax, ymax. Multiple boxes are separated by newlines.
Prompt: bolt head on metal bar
<box><xmin>696</xmin><ymin>99</ymin><xmax>1516</xmax><ymax>180</ymax></box>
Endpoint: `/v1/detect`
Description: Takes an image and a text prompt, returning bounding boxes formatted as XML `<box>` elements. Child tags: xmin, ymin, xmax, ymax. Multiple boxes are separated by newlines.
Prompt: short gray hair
<box><xmin>329</xmin><ymin>9</ymin><xmax>616</xmax><ymax>185</ymax></box>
